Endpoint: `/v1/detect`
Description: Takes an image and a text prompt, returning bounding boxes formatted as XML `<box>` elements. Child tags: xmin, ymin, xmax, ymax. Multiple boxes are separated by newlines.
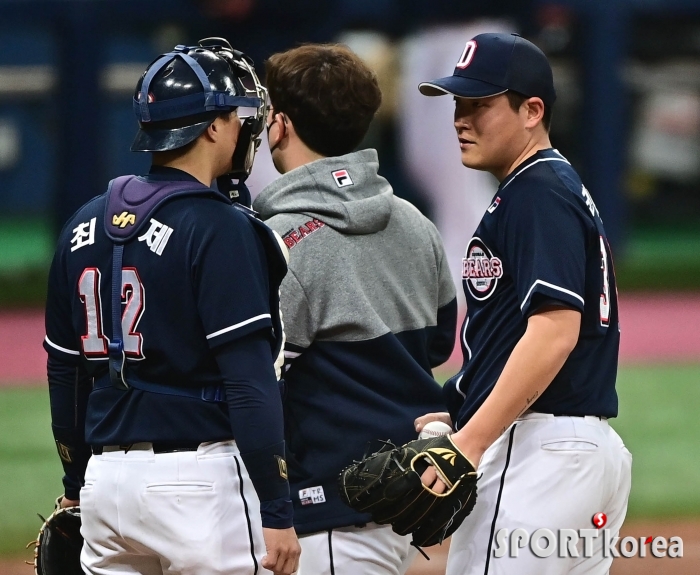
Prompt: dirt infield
<box><xmin>3</xmin><ymin>519</ymin><xmax>699</xmax><ymax>574</ymax></box>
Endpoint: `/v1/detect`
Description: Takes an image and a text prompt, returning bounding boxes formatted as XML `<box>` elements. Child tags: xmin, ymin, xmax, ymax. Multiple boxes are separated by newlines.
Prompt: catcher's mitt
<box><xmin>27</xmin><ymin>497</ymin><xmax>83</xmax><ymax>575</ymax></box>
<box><xmin>338</xmin><ymin>434</ymin><xmax>477</xmax><ymax>547</ymax></box>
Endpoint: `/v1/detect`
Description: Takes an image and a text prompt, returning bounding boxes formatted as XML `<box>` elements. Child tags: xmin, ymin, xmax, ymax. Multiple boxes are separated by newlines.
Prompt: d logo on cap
<box><xmin>456</xmin><ymin>40</ymin><xmax>477</xmax><ymax>69</ymax></box>
<box><xmin>418</xmin><ymin>33</ymin><xmax>557</xmax><ymax>107</ymax></box>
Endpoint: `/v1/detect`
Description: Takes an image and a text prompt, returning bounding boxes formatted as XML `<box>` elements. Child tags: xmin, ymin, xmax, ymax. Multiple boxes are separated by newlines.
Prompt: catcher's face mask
<box><xmin>131</xmin><ymin>37</ymin><xmax>268</xmax><ymax>184</ymax></box>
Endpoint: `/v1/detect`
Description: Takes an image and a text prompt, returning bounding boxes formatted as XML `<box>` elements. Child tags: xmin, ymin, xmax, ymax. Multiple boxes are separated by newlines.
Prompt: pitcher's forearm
<box><xmin>451</xmin><ymin>308</ymin><xmax>581</xmax><ymax>463</ymax></box>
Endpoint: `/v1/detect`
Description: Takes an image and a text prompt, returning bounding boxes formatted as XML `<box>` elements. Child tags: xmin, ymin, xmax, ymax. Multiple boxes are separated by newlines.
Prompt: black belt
<box><xmin>92</xmin><ymin>442</ymin><xmax>201</xmax><ymax>455</ymax></box>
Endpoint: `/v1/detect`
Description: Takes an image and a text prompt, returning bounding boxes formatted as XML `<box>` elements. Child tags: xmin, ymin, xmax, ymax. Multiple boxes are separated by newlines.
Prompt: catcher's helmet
<box><xmin>131</xmin><ymin>38</ymin><xmax>268</xmax><ymax>178</ymax></box>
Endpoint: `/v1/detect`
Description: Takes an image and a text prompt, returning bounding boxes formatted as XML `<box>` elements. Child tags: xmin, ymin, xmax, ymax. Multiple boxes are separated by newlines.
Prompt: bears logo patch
<box><xmin>462</xmin><ymin>237</ymin><xmax>503</xmax><ymax>300</ymax></box>
<box><xmin>282</xmin><ymin>218</ymin><xmax>325</xmax><ymax>249</ymax></box>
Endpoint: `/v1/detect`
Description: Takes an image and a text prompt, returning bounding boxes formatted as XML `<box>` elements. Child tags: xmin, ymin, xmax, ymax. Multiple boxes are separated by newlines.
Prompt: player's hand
<box><xmin>420</xmin><ymin>465</ymin><xmax>447</xmax><ymax>494</ymax></box>
<box><xmin>262</xmin><ymin>527</ymin><xmax>301</xmax><ymax>575</ymax></box>
<box><xmin>419</xmin><ymin>430</ymin><xmax>484</xmax><ymax>495</ymax></box>
<box><xmin>415</xmin><ymin>412</ymin><xmax>452</xmax><ymax>433</ymax></box>
<box><xmin>59</xmin><ymin>496</ymin><xmax>80</xmax><ymax>509</ymax></box>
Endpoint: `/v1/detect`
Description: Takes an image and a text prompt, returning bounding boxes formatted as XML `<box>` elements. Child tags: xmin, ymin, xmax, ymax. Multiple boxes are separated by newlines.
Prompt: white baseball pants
<box><xmin>298</xmin><ymin>522</ymin><xmax>417</xmax><ymax>575</ymax></box>
<box><xmin>79</xmin><ymin>440</ymin><xmax>270</xmax><ymax>575</ymax></box>
<box><xmin>446</xmin><ymin>413</ymin><xmax>632</xmax><ymax>575</ymax></box>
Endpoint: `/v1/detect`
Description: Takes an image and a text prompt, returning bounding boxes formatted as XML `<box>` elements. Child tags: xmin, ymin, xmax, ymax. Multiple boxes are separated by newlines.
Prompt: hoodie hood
<box><xmin>253</xmin><ymin>149</ymin><xmax>393</xmax><ymax>235</ymax></box>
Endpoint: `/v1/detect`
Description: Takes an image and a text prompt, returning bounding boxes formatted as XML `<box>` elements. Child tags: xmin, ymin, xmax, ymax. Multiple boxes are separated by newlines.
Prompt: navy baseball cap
<box><xmin>418</xmin><ymin>33</ymin><xmax>556</xmax><ymax>106</ymax></box>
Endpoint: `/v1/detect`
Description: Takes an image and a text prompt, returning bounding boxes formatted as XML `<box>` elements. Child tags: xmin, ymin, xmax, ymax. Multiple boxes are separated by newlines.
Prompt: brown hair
<box><xmin>506</xmin><ymin>90</ymin><xmax>552</xmax><ymax>131</ymax></box>
<box><xmin>265</xmin><ymin>44</ymin><xmax>382</xmax><ymax>157</ymax></box>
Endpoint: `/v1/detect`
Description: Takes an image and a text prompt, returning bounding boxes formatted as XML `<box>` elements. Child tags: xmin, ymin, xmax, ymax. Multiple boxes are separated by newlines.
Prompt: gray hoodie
<box><xmin>253</xmin><ymin>149</ymin><xmax>457</xmax><ymax>534</ymax></box>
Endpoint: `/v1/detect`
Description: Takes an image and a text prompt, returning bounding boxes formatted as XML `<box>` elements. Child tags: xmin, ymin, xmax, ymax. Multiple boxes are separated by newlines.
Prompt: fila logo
<box><xmin>299</xmin><ymin>486</ymin><xmax>326</xmax><ymax>506</ymax></box>
<box><xmin>138</xmin><ymin>218</ymin><xmax>174</xmax><ymax>256</ymax></box>
<box><xmin>332</xmin><ymin>169</ymin><xmax>353</xmax><ymax>187</ymax></box>
<box><xmin>487</xmin><ymin>197</ymin><xmax>501</xmax><ymax>213</ymax></box>
<box><xmin>456</xmin><ymin>40</ymin><xmax>478</xmax><ymax>69</ymax></box>
<box><xmin>112</xmin><ymin>211</ymin><xmax>136</xmax><ymax>228</ymax></box>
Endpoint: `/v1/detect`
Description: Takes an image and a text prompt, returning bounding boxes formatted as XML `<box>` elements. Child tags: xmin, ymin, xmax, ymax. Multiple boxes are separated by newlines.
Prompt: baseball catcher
<box><xmin>28</xmin><ymin>497</ymin><xmax>82</xmax><ymax>575</ymax></box>
<box><xmin>338</xmin><ymin>434</ymin><xmax>478</xmax><ymax>548</ymax></box>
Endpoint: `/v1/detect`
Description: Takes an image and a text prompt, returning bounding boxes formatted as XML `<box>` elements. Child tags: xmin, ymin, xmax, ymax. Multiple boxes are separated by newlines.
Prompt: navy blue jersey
<box><xmin>44</xmin><ymin>168</ymin><xmax>279</xmax><ymax>446</ymax></box>
<box><xmin>443</xmin><ymin>149</ymin><xmax>620</xmax><ymax>428</ymax></box>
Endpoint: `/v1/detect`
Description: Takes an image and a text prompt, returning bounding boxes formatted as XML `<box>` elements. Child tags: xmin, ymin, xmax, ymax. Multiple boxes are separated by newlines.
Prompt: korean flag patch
<box><xmin>332</xmin><ymin>169</ymin><xmax>353</xmax><ymax>188</ymax></box>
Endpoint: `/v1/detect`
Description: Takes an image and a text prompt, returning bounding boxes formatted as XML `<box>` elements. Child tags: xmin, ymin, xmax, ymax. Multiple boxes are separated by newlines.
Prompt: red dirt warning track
<box><xmin>442</xmin><ymin>292</ymin><xmax>700</xmax><ymax>369</ymax></box>
<box><xmin>2</xmin><ymin>293</ymin><xmax>698</xmax><ymax>386</ymax></box>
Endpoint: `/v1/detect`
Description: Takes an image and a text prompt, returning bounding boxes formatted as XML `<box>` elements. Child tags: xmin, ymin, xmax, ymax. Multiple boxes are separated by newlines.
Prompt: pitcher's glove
<box><xmin>338</xmin><ymin>435</ymin><xmax>477</xmax><ymax>547</ymax></box>
<box><xmin>27</xmin><ymin>497</ymin><xmax>83</xmax><ymax>575</ymax></box>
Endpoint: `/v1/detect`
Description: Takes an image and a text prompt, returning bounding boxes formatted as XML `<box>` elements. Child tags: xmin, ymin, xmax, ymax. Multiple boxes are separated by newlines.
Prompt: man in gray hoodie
<box><xmin>253</xmin><ymin>44</ymin><xmax>457</xmax><ymax>575</ymax></box>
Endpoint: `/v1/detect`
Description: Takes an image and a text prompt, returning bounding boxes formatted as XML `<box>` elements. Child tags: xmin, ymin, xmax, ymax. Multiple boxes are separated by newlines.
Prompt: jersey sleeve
<box><xmin>48</xmin><ymin>356</ymin><xmax>93</xmax><ymax>500</ymax></box>
<box><xmin>44</xmin><ymin>238</ymin><xmax>82</xmax><ymax>364</ymax></box>
<box><xmin>193</xmin><ymin>210</ymin><xmax>274</xmax><ymax>349</ymax></box>
<box><xmin>214</xmin><ymin>333</ymin><xmax>292</xmax><ymax>528</ymax></box>
<box><xmin>499</xmin><ymin>188</ymin><xmax>588</xmax><ymax>317</ymax></box>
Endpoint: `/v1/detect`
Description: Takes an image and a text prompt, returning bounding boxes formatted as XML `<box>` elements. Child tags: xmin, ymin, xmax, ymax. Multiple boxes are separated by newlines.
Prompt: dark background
<box><xmin>1</xmin><ymin>0</ymin><xmax>700</xmax><ymax>305</ymax></box>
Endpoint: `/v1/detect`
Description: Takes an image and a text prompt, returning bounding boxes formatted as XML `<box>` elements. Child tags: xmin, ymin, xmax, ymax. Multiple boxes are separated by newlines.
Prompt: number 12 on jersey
<box><xmin>78</xmin><ymin>267</ymin><xmax>146</xmax><ymax>358</ymax></box>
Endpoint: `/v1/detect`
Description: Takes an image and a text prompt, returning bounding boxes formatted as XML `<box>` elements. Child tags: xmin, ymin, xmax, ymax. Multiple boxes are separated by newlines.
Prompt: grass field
<box><xmin>613</xmin><ymin>364</ymin><xmax>700</xmax><ymax>517</ymax></box>
<box><xmin>1</xmin><ymin>364</ymin><xmax>699</xmax><ymax>557</ymax></box>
